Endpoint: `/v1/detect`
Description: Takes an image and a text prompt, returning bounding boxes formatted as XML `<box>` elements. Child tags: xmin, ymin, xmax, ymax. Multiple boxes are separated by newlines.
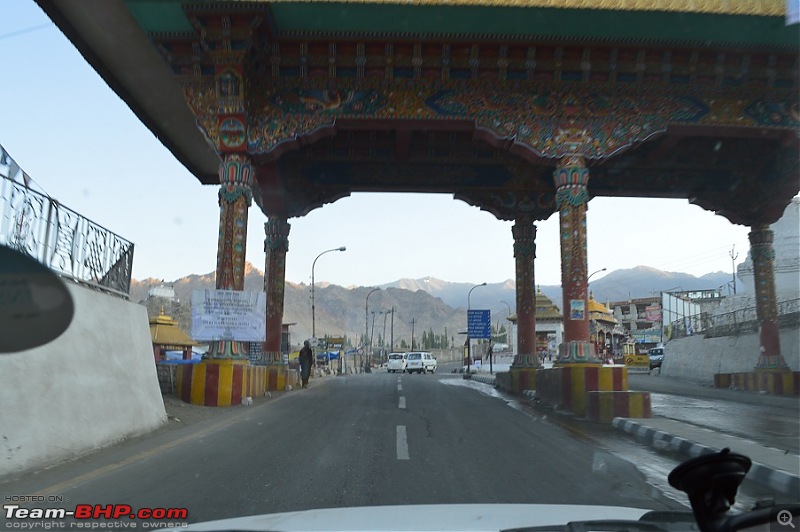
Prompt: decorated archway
<box><xmin>37</xmin><ymin>0</ymin><xmax>799</xmax><ymax>402</ymax></box>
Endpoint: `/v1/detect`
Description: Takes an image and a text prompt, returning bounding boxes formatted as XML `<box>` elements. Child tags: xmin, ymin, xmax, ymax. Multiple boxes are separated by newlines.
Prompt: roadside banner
<box><xmin>191</xmin><ymin>289</ymin><xmax>266</xmax><ymax>342</ymax></box>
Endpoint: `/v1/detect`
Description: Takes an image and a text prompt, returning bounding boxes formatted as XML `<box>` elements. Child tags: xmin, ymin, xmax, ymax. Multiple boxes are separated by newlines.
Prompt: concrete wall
<box><xmin>0</xmin><ymin>281</ymin><xmax>166</xmax><ymax>478</ymax></box>
<box><xmin>660</xmin><ymin>327</ymin><xmax>800</xmax><ymax>385</ymax></box>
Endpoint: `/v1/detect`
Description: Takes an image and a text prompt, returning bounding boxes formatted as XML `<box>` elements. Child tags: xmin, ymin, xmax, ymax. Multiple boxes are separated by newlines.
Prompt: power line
<box><xmin>0</xmin><ymin>23</ymin><xmax>52</xmax><ymax>42</ymax></box>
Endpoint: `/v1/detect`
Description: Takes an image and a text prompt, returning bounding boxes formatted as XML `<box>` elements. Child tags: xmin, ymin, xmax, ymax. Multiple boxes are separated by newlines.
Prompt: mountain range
<box><xmin>132</xmin><ymin>263</ymin><xmax>731</xmax><ymax>348</ymax></box>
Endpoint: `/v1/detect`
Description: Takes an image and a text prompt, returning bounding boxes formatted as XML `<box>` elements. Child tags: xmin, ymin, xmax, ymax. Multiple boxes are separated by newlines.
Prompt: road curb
<box><xmin>611</xmin><ymin>417</ymin><xmax>800</xmax><ymax>497</ymax></box>
<box><xmin>470</xmin><ymin>374</ymin><xmax>497</xmax><ymax>386</ymax></box>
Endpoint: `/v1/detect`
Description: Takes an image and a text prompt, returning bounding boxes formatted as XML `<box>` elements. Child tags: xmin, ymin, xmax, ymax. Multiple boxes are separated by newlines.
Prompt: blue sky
<box><xmin>1</xmin><ymin>0</ymin><xmax>763</xmax><ymax>288</ymax></box>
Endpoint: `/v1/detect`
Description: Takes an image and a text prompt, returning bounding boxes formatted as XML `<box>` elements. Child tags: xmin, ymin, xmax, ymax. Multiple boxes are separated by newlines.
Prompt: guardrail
<box><xmin>669</xmin><ymin>298</ymin><xmax>800</xmax><ymax>339</ymax></box>
<box><xmin>1</xmin><ymin>173</ymin><xmax>134</xmax><ymax>296</ymax></box>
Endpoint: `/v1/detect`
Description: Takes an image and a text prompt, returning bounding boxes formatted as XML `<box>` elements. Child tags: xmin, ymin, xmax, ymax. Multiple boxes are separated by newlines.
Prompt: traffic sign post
<box><xmin>467</xmin><ymin>310</ymin><xmax>491</xmax><ymax>339</ymax></box>
<box><xmin>467</xmin><ymin>309</ymin><xmax>491</xmax><ymax>374</ymax></box>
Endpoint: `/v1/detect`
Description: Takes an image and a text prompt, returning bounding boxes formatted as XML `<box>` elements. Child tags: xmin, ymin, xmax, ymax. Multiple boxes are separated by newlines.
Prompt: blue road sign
<box><xmin>467</xmin><ymin>309</ymin><xmax>491</xmax><ymax>339</ymax></box>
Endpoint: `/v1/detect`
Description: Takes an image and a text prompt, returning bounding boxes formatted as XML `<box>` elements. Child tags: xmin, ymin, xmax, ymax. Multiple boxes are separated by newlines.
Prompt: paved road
<box><xmin>628</xmin><ymin>374</ymin><xmax>800</xmax><ymax>454</ymax></box>
<box><xmin>1</xmin><ymin>371</ymin><xmax>683</xmax><ymax>527</ymax></box>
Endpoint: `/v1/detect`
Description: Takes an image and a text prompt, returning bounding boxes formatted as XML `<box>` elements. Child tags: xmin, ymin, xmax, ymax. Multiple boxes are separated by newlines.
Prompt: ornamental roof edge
<box><xmin>262</xmin><ymin>0</ymin><xmax>786</xmax><ymax>17</ymax></box>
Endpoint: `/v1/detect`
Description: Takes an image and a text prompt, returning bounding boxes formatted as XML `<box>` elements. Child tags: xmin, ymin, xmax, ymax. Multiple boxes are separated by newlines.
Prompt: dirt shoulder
<box><xmin>160</xmin><ymin>391</ymin><xmax>281</xmax><ymax>428</ymax></box>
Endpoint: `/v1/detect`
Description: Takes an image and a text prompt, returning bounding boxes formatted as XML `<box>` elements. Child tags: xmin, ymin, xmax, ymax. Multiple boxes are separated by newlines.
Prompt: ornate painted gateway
<box><xmin>37</xmin><ymin>0</ymin><xmax>799</xmax><ymax>402</ymax></box>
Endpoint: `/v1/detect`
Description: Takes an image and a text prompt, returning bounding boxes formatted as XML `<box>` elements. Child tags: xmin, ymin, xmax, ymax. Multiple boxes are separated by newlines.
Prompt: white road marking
<box><xmin>396</xmin><ymin>425</ymin><xmax>409</xmax><ymax>460</ymax></box>
<box><xmin>397</xmin><ymin>384</ymin><xmax>403</xmax><ymax>391</ymax></box>
<box><xmin>399</xmin><ymin>396</ymin><xmax>406</xmax><ymax>409</ymax></box>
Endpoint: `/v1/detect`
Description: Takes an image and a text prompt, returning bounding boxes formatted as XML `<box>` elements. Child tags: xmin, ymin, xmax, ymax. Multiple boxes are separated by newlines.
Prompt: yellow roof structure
<box><xmin>588</xmin><ymin>293</ymin><xmax>617</xmax><ymax>324</ymax></box>
<box><xmin>149</xmin><ymin>309</ymin><xmax>197</xmax><ymax>348</ymax></box>
<box><xmin>535</xmin><ymin>287</ymin><xmax>563</xmax><ymax>321</ymax></box>
<box><xmin>507</xmin><ymin>286</ymin><xmax>563</xmax><ymax>323</ymax></box>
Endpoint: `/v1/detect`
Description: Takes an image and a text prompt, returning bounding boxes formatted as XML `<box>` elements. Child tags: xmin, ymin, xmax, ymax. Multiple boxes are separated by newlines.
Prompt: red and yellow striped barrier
<box><xmin>268</xmin><ymin>366</ymin><xmax>300</xmax><ymax>391</ymax></box>
<box><xmin>714</xmin><ymin>370</ymin><xmax>797</xmax><ymax>396</ymax></box>
<box><xmin>176</xmin><ymin>360</ymin><xmax>266</xmax><ymax>406</ymax></box>
<box><xmin>176</xmin><ymin>362</ymin><xmax>303</xmax><ymax>406</ymax></box>
<box><xmin>508</xmin><ymin>368</ymin><xmax>538</xmax><ymax>394</ymax></box>
<box><xmin>560</xmin><ymin>364</ymin><xmax>627</xmax><ymax>416</ymax></box>
<box><xmin>586</xmin><ymin>391</ymin><xmax>651</xmax><ymax>422</ymax></box>
<box><xmin>535</xmin><ymin>364</ymin><xmax>627</xmax><ymax>416</ymax></box>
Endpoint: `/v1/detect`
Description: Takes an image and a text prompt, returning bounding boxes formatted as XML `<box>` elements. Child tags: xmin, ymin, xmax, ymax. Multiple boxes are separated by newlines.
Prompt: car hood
<box><xmin>185</xmin><ymin>503</ymin><xmax>650</xmax><ymax>531</ymax></box>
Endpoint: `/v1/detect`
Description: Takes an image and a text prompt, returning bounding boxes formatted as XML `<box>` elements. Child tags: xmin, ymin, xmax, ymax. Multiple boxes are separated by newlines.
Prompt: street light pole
<box><xmin>467</xmin><ymin>282</ymin><xmax>487</xmax><ymax>374</ymax></box>
<box><xmin>587</xmin><ymin>267</ymin><xmax>607</xmax><ymax>286</ymax></box>
<box><xmin>390</xmin><ymin>307</ymin><xmax>395</xmax><ymax>352</ymax></box>
<box><xmin>381</xmin><ymin>310</ymin><xmax>389</xmax><ymax>361</ymax></box>
<box><xmin>370</xmin><ymin>310</ymin><xmax>377</xmax><ymax>357</ymax></box>
<box><xmin>586</xmin><ymin>268</ymin><xmax>606</xmax><ymax>357</ymax></box>
<box><xmin>311</xmin><ymin>246</ymin><xmax>346</xmax><ymax>340</ymax></box>
<box><xmin>365</xmin><ymin>287</ymin><xmax>380</xmax><ymax>373</ymax></box>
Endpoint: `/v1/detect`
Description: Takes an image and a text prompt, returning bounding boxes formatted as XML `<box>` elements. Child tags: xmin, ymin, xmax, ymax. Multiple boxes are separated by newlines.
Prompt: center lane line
<box><xmin>399</xmin><ymin>396</ymin><xmax>406</xmax><ymax>409</ymax></box>
<box><xmin>396</xmin><ymin>425</ymin><xmax>409</xmax><ymax>460</ymax></box>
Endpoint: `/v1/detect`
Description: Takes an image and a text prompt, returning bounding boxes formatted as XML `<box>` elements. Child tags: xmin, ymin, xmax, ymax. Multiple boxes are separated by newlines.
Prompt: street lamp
<box><xmin>365</xmin><ymin>287</ymin><xmax>380</xmax><ymax>372</ymax></box>
<box><xmin>587</xmin><ymin>267</ymin><xmax>607</xmax><ymax>284</ymax></box>
<box><xmin>466</xmin><ymin>282</ymin><xmax>487</xmax><ymax>374</ymax></box>
<box><xmin>311</xmin><ymin>246</ymin><xmax>346</xmax><ymax>340</ymax></box>
<box><xmin>586</xmin><ymin>268</ymin><xmax>606</xmax><ymax>357</ymax></box>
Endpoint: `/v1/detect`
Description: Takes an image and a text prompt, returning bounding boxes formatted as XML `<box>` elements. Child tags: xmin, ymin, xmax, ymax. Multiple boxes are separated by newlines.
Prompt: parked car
<box><xmin>387</xmin><ymin>352</ymin><xmax>407</xmax><ymax>373</ymax></box>
<box><xmin>648</xmin><ymin>347</ymin><xmax>665</xmax><ymax>370</ymax></box>
<box><xmin>406</xmin><ymin>352</ymin><xmax>437</xmax><ymax>374</ymax></box>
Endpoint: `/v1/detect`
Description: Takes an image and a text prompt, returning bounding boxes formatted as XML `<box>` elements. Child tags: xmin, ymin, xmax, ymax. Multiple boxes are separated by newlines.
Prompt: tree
<box><xmin>400</xmin><ymin>339</ymin><xmax>408</xmax><ymax>349</ymax></box>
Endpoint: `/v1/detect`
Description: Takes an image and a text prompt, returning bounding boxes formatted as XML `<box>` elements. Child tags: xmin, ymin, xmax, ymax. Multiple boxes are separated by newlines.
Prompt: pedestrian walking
<box><xmin>299</xmin><ymin>340</ymin><xmax>313</xmax><ymax>388</ymax></box>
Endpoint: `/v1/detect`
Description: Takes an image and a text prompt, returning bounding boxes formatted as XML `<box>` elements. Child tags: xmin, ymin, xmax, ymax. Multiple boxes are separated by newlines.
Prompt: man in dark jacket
<box><xmin>299</xmin><ymin>340</ymin><xmax>313</xmax><ymax>388</ymax></box>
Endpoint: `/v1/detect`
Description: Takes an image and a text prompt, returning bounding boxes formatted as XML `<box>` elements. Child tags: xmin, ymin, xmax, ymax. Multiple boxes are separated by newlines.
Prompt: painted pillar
<box><xmin>207</xmin><ymin>154</ymin><xmax>253</xmax><ymax>359</ymax></box>
<box><xmin>749</xmin><ymin>224</ymin><xmax>789</xmax><ymax>370</ymax></box>
<box><xmin>553</xmin><ymin>155</ymin><xmax>600</xmax><ymax>364</ymax></box>
<box><xmin>511</xmin><ymin>216</ymin><xmax>540</xmax><ymax>367</ymax></box>
<box><xmin>263</xmin><ymin>216</ymin><xmax>290</xmax><ymax>365</ymax></box>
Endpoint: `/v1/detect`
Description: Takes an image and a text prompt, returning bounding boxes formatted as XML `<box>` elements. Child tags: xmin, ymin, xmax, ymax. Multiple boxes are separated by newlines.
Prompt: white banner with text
<box><xmin>191</xmin><ymin>289</ymin><xmax>266</xmax><ymax>342</ymax></box>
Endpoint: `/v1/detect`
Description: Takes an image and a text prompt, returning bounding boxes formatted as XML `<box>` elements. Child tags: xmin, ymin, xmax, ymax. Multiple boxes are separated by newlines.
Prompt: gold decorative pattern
<box><xmin>262</xmin><ymin>0</ymin><xmax>785</xmax><ymax>16</ymax></box>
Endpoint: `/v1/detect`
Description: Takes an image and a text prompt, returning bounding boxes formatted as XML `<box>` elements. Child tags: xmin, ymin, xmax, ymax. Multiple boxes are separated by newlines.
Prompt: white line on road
<box><xmin>397</xmin><ymin>384</ymin><xmax>403</xmax><ymax>391</ymax></box>
<box><xmin>396</xmin><ymin>425</ymin><xmax>409</xmax><ymax>460</ymax></box>
<box><xmin>399</xmin><ymin>396</ymin><xmax>406</xmax><ymax>409</ymax></box>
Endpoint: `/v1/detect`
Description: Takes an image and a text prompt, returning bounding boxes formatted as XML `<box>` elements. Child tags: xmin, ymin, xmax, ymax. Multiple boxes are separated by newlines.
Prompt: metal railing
<box><xmin>1</xmin><ymin>173</ymin><xmax>134</xmax><ymax>296</ymax></box>
<box><xmin>669</xmin><ymin>298</ymin><xmax>800</xmax><ymax>339</ymax></box>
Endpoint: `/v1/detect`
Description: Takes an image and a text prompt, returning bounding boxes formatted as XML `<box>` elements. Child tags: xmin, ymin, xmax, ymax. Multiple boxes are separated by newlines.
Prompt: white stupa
<box><xmin>715</xmin><ymin>197</ymin><xmax>800</xmax><ymax>315</ymax></box>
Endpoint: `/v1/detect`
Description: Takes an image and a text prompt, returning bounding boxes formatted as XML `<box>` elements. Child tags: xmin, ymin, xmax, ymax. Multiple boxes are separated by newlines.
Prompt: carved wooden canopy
<box><xmin>37</xmin><ymin>0</ymin><xmax>799</xmax><ymax>225</ymax></box>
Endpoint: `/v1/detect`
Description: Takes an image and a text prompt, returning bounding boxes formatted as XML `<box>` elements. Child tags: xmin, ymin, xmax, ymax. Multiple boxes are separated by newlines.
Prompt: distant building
<box><xmin>508</xmin><ymin>287</ymin><xmax>563</xmax><ymax>357</ymax></box>
<box><xmin>610</xmin><ymin>297</ymin><xmax>660</xmax><ymax>330</ymax></box>
<box><xmin>147</xmin><ymin>284</ymin><xmax>176</xmax><ymax>301</ymax></box>
<box><xmin>588</xmin><ymin>293</ymin><xmax>626</xmax><ymax>357</ymax></box>
<box><xmin>610</xmin><ymin>290</ymin><xmax>719</xmax><ymax>349</ymax></box>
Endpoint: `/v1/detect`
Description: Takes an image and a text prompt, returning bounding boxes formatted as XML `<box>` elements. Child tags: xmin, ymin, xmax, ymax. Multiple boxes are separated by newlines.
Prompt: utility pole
<box><xmin>390</xmin><ymin>307</ymin><xmax>395</xmax><ymax>352</ymax></box>
<box><xmin>381</xmin><ymin>310</ymin><xmax>388</xmax><ymax>360</ymax></box>
<box><xmin>729</xmin><ymin>245</ymin><xmax>738</xmax><ymax>295</ymax></box>
<box><xmin>411</xmin><ymin>318</ymin><xmax>416</xmax><ymax>350</ymax></box>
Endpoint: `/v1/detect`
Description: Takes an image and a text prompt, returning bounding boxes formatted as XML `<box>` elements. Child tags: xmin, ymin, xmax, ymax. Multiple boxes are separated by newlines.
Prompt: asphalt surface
<box><xmin>471</xmin><ymin>367</ymin><xmax>800</xmax><ymax>502</ymax></box>
<box><xmin>0</xmin><ymin>370</ymin><xmax>684</xmax><ymax>527</ymax></box>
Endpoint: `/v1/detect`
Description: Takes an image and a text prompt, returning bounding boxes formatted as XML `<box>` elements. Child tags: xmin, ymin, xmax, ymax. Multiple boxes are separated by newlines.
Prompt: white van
<box><xmin>387</xmin><ymin>352</ymin><xmax>407</xmax><ymax>373</ymax></box>
<box><xmin>406</xmin><ymin>352</ymin><xmax>437</xmax><ymax>374</ymax></box>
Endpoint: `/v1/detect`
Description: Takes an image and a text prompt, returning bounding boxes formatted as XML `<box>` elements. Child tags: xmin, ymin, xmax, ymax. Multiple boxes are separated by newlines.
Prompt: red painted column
<box><xmin>511</xmin><ymin>216</ymin><xmax>540</xmax><ymax>367</ymax></box>
<box><xmin>263</xmin><ymin>216</ymin><xmax>290</xmax><ymax>364</ymax></box>
<box><xmin>207</xmin><ymin>154</ymin><xmax>253</xmax><ymax>359</ymax></box>
<box><xmin>553</xmin><ymin>155</ymin><xmax>600</xmax><ymax>364</ymax></box>
<box><xmin>750</xmin><ymin>225</ymin><xmax>789</xmax><ymax>370</ymax></box>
